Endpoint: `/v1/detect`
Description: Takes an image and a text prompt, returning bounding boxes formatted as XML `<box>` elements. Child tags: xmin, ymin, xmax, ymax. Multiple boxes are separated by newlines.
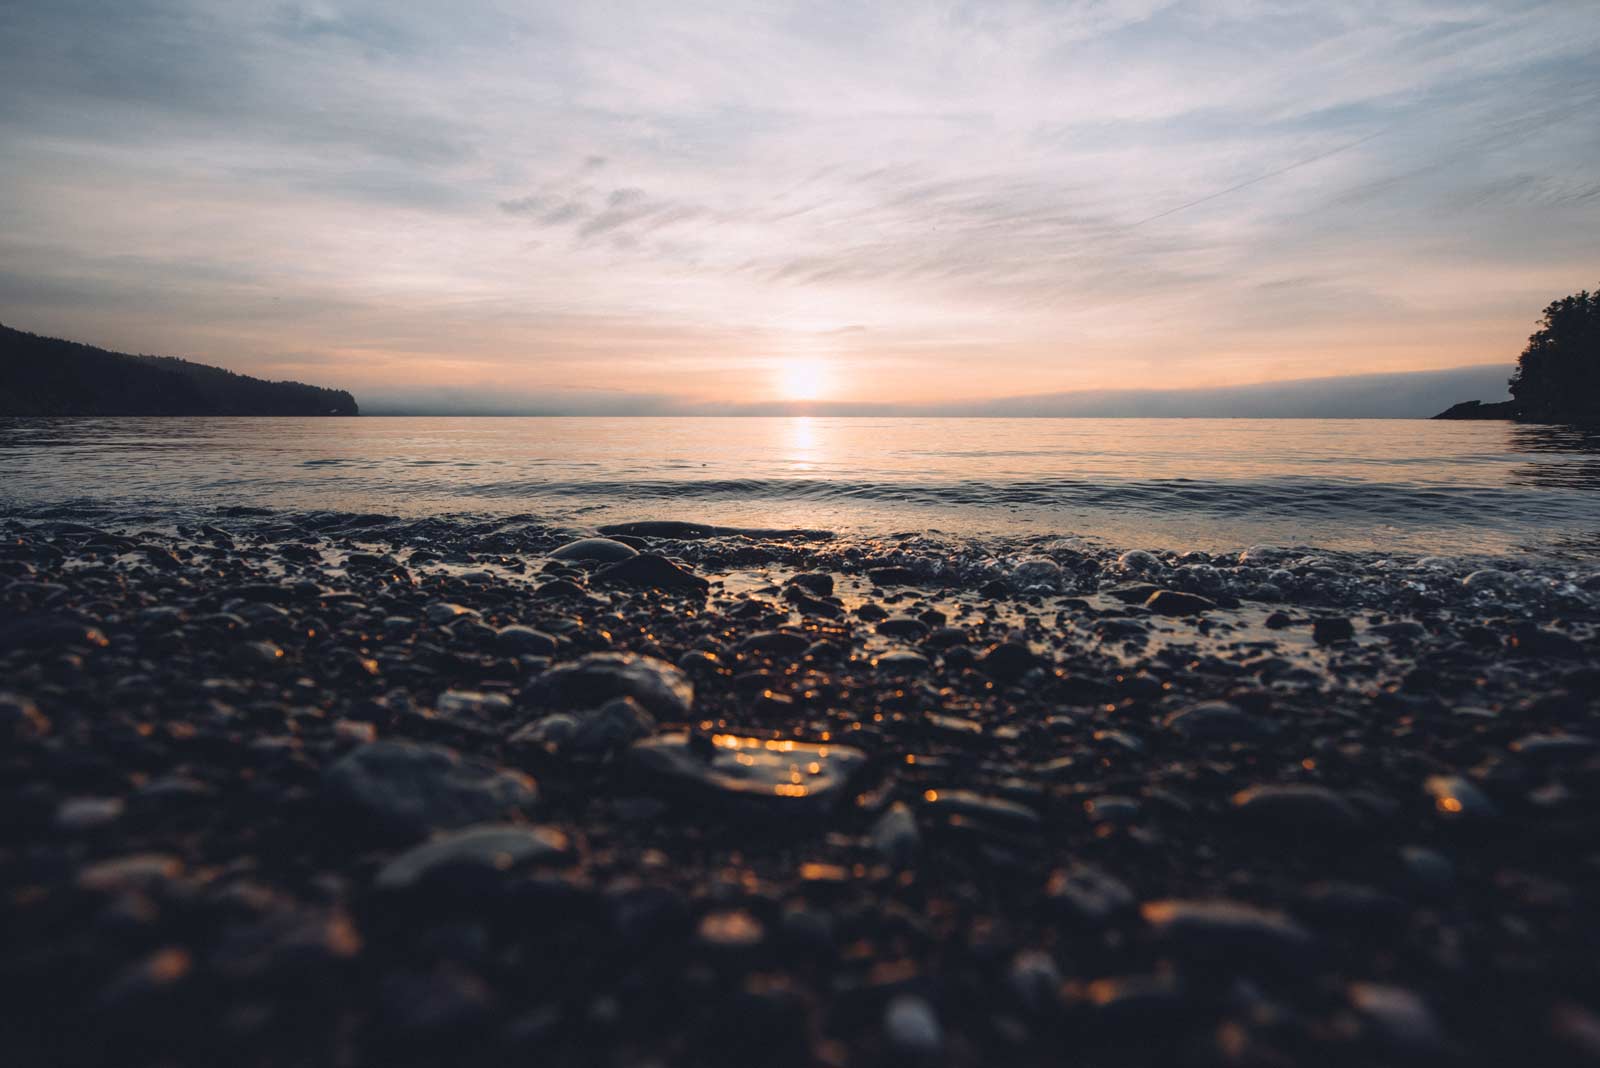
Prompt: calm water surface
<box><xmin>2</xmin><ymin>417</ymin><xmax>1598</xmax><ymax>557</ymax></box>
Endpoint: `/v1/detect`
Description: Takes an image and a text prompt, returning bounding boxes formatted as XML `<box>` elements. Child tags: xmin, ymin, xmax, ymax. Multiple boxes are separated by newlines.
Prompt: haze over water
<box><xmin>4</xmin><ymin>416</ymin><xmax>1598</xmax><ymax>558</ymax></box>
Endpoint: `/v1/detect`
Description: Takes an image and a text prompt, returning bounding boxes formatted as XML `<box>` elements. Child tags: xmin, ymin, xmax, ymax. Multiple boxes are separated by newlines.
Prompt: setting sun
<box><xmin>778</xmin><ymin>359</ymin><xmax>830</xmax><ymax>401</ymax></box>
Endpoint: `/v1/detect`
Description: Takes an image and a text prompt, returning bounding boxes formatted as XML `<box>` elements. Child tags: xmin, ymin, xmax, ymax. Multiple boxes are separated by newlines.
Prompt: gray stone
<box><xmin>524</xmin><ymin>652</ymin><xmax>692</xmax><ymax>719</ymax></box>
<box><xmin>376</xmin><ymin>824</ymin><xmax>571</xmax><ymax>892</ymax></box>
<box><xmin>325</xmin><ymin>741</ymin><xmax>538</xmax><ymax>839</ymax></box>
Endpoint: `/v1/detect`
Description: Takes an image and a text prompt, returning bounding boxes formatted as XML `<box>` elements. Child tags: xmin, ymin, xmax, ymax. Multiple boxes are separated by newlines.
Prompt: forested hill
<box><xmin>0</xmin><ymin>323</ymin><xmax>359</xmax><ymax>416</ymax></box>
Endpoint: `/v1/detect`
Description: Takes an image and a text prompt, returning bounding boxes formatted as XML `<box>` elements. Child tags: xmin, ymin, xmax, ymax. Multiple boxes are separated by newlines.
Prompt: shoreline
<box><xmin>4</xmin><ymin>513</ymin><xmax>1599</xmax><ymax>1066</ymax></box>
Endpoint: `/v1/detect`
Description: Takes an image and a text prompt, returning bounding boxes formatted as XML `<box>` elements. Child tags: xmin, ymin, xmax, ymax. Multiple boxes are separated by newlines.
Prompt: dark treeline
<box><xmin>0</xmin><ymin>323</ymin><xmax>358</xmax><ymax>416</ymax></box>
<box><xmin>1436</xmin><ymin>286</ymin><xmax>1598</xmax><ymax>422</ymax></box>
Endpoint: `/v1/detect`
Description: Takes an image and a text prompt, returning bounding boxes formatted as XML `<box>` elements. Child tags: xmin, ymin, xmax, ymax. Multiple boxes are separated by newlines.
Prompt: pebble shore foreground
<box><xmin>3</xmin><ymin>512</ymin><xmax>1599</xmax><ymax>1067</ymax></box>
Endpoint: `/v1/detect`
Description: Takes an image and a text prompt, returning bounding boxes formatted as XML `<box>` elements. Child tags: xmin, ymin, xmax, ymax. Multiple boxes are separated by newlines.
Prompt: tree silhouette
<box><xmin>1509</xmin><ymin>287</ymin><xmax>1600</xmax><ymax>420</ymax></box>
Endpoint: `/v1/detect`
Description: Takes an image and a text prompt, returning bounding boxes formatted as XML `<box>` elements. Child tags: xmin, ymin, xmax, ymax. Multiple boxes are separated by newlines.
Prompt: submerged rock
<box><xmin>627</xmin><ymin>731</ymin><xmax>867</xmax><ymax>813</ymax></box>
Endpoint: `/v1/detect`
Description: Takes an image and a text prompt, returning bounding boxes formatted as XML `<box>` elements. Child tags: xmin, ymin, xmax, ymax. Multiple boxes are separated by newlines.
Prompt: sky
<box><xmin>1</xmin><ymin>0</ymin><xmax>1597</xmax><ymax>414</ymax></box>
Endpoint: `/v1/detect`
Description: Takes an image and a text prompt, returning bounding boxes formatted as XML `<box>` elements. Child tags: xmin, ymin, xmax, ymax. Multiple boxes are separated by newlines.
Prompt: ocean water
<box><xmin>2</xmin><ymin>416</ymin><xmax>1598</xmax><ymax>558</ymax></box>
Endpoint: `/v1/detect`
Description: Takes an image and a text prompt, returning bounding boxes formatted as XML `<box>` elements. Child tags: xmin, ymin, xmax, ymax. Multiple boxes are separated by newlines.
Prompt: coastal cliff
<box><xmin>0</xmin><ymin>323</ymin><xmax>358</xmax><ymax>416</ymax></box>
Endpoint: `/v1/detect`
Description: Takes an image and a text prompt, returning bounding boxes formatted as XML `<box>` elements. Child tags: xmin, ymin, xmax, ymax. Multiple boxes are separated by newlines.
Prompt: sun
<box><xmin>778</xmin><ymin>358</ymin><xmax>829</xmax><ymax>401</ymax></box>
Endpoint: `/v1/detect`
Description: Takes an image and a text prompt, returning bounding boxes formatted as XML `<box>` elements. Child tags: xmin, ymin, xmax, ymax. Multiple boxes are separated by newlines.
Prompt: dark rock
<box><xmin>1424</xmin><ymin>774</ymin><xmax>1500</xmax><ymax>823</ymax></box>
<box><xmin>549</xmin><ymin>537</ymin><xmax>638</xmax><ymax>563</ymax></box>
<box><xmin>785</xmin><ymin>572</ymin><xmax>834</xmax><ymax>596</ymax></box>
<box><xmin>1</xmin><ymin>691</ymin><xmax>50</xmax><ymax>739</ymax></box>
<box><xmin>594</xmin><ymin>553</ymin><xmax>710</xmax><ymax>593</ymax></box>
<box><xmin>376</xmin><ymin>824</ymin><xmax>571</xmax><ymax>894</ymax></box>
<box><xmin>977</xmin><ymin>641</ymin><xmax>1038</xmax><ymax>683</ymax></box>
<box><xmin>324</xmin><ymin>741</ymin><xmax>538</xmax><ymax>840</ymax></box>
<box><xmin>1312</xmin><ymin>616</ymin><xmax>1356</xmax><ymax>643</ymax></box>
<box><xmin>495</xmin><ymin>625</ymin><xmax>558</xmax><ymax>656</ymax></box>
<box><xmin>877</xmin><ymin>649</ymin><xmax>930</xmax><ymax>675</ymax></box>
<box><xmin>867</xmin><ymin>566</ymin><xmax>920</xmax><ymax>586</ymax></box>
<box><xmin>1164</xmin><ymin>700</ymin><xmax>1272</xmax><ymax>742</ymax></box>
<box><xmin>739</xmin><ymin>630</ymin><xmax>811</xmax><ymax>655</ymax></box>
<box><xmin>871</xmin><ymin>802</ymin><xmax>920</xmax><ymax>867</ymax></box>
<box><xmin>1230</xmin><ymin>784</ymin><xmax>1362</xmax><ymax>834</ymax></box>
<box><xmin>1047</xmin><ymin>864</ymin><xmax>1135</xmax><ymax>924</ymax></box>
<box><xmin>1141</xmin><ymin>899</ymin><xmax>1314</xmax><ymax>970</ymax></box>
<box><xmin>1349</xmin><ymin>983</ymin><xmax>1446</xmax><ymax>1053</ymax></box>
<box><xmin>1144</xmin><ymin>589</ymin><xmax>1216</xmax><ymax>615</ymax></box>
<box><xmin>524</xmin><ymin>652</ymin><xmax>692</xmax><ymax>718</ymax></box>
<box><xmin>877</xmin><ymin>615</ymin><xmax>929</xmax><ymax>639</ymax></box>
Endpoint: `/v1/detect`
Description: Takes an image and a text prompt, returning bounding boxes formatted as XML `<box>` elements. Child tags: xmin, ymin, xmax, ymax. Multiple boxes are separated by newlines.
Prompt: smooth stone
<box><xmin>424</xmin><ymin>603</ymin><xmax>477</xmax><ymax>625</ymax></box>
<box><xmin>1312</xmin><ymin>616</ymin><xmax>1356</xmax><ymax>643</ymax></box>
<box><xmin>376</xmin><ymin>824</ymin><xmax>571</xmax><ymax>893</ymax></box>
<box><xmin>2</xmin><ymin>692</ymin><xmax>50</xmax><ymax>739</ymax></box>
<box><xmin>627</xmin><ymin>731</ymin><xmax>867</xmax><ymax>813</ymax></box>
<box><xmin>877</xmin><ymin>649</ymin><xmax>930</xmax><ymax>676</ymax></box>
<box><xmin>548</xmin><ymin>538</ymin><xmax>638</xmax><ymax>563</ymax></box>
<box><xmin>978</xmin><ymin>641</ymin><xmax>1039</xmax><ymax>683</ymax></box>
<box><xmin>1230</xmin><ymin>784</ymin><xmax>1362</xmax><ymax>834</ymax></box>
<box><xmin>594</xmin><ymin>554</ymin><xmax>709</xmax><ymax>593</ymax></box>
<box><xmin>1424</xmin><ymin>774</ymin><xmax>1499</xmax><ymax>822</ymax></box>
<box><xmin>531</xmin><ymin>578</ymin><xmax>589</xmax><ymax>600</ymax></box>
<box><xmin>56</xmin><ymin>796</ymin><xmax>125</xmax><ymax>831</ymax></box>
<box><xmin>884</xmin><ymin>994</ymin><xmax>942</xmax><ymax>1057</ymax></box>
<box><xmin>524</xmin><ymin>652</ymin><xmax>693</xmax><ymax>718</ymax></box>
<box><xmin>1398</xmin><ymin>845</ymin><xmax>1457</xmax><ymax>898</ymax></box>
<box><xmin>785</xmin><ymin>572</ymin><xmax>834</xmax><ymax>596</ymax></box>
<box><xmin>78</xmin><ymin>854</ymin><xmax>183</xmax><ymax>894</ymax></box>
<box><xmin>324</xmin><ymin>741</ymin><xmax>539</xmax><ymax>839</ymax></box>
<box><xmin>697</xmin><ymin>908</ymin><xmax>766</xmax><ymax>949</ymax></box>
<box><xmin>1009</xmin><ymin>949</ymin><xmax>1064</xmax><ymax>1014</ymax></box>
<box><xmin>1104</xmin><ymin>583</ymin><xmax>1163</xmax><ymax>604</ymax></box>
<box><xmin>872</xmin><ymin>802</ymin><xmax>920</xmax><ymax>867</ymax></box>
<box><xmin>1144</xmin><ymin>589</ymin><xmax>1216</xmax><ymax>615</ymax></box>
<box><xmin>1164</xmin><ymin>700</ymin><xmax>1272</xmax><ymax>742</ymax></box>
<box><xmin>1509</xmin><ymin>733</ymin><xmax>1596</xmax><ymax>762</ymax></box>
<box><xmin>1012</xmin><ymin>556</ymin><xmax>1063</xmax><ymax>588</ymax></box>
<box><xmin>495</xmin><ymin>625</ymin><xmax>558</xmax><ymax>656</ymax></box>
<box><xmin>877</xmin><ymin>615</ymin><xmax>929</xmax><ymax>639</ymax></box>
<box><xmin>1349</xmin><ymin>983</ymin><xmax>1445</xmax><ymax>1052</ymax></box>
<box><xmin>436</xmin><ymin>690</ymin><xmax>514</xmax><ymax>720</ymax></box>
<box><xmin>1084</xmin><ymin>794</ymin><xmax>1141</xmax><ymax>825</ymax></box>
<box><xmin>1116</xmin><ymin>549</ymin><xmax>1164</xmax><ymax>575</ymax></box>
<box><xmin>1086</xmin><ymin>974</ymin><xmax>1188</xmax><ymax>1027</ymax></box>
<box><xmin>867</xmin><ymin>565</ymin><xmax>920</xmax><ymax>586</ymax></box>
<box><xmin>1141</xmin><ymin>900</ymin><xmax>1314</xmax><ymax>969</ymax></box>
<box><xmin>1047</xmin><ymin>864</ymin><xmax>1135</xmax><ymax>924</ymax></box>
<box><xmin>511</xmin><ymin>697</ymin><xmax>655</xmax><ymax>756</ymax></box>
<box><xmin>920</xmin><ymin>789</ymin><xmax>1041</xmax><ymax>829</ymax></box>
<box><xmin>739</xmin><ymin>630</ymin><xmax>811</xmax><ymax>655</ymax></box>
<box><xmin>232</xmin><ymin>640</ymin><xmax>285</xmax><ymax>669</ymax></box>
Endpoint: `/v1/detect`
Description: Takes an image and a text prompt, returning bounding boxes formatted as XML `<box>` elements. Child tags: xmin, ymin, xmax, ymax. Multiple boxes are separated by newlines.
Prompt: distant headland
<box><xmin>1435</xmin><ymin>287</ymin><xmax>1598</xmax><ymax>422</ymax></box>
<box><xmin>0</xmin><ymin>323</ymin><xmax>358</xmax><ymax>416</ymax></box>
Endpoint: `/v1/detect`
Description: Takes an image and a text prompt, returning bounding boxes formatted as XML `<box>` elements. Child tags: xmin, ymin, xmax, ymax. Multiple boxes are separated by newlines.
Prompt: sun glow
<box><xmin>777</xmin><ymin>359</ymin><xmax>829</xmax><ymax>401</ymax></box>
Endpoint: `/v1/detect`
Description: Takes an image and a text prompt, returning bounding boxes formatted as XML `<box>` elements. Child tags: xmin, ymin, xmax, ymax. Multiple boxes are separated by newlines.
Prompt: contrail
<box><xmin>1122</xmin><ymin>129</ymin><xmax>1389</xmax><ymax>230</ymax></box>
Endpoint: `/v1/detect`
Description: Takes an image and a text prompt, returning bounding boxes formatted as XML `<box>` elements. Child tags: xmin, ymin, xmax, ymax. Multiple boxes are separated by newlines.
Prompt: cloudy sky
<box><xmin>1</xmin><ymin>0</ymin><xmax>1596</xmax><ymax>412</ymax></box>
